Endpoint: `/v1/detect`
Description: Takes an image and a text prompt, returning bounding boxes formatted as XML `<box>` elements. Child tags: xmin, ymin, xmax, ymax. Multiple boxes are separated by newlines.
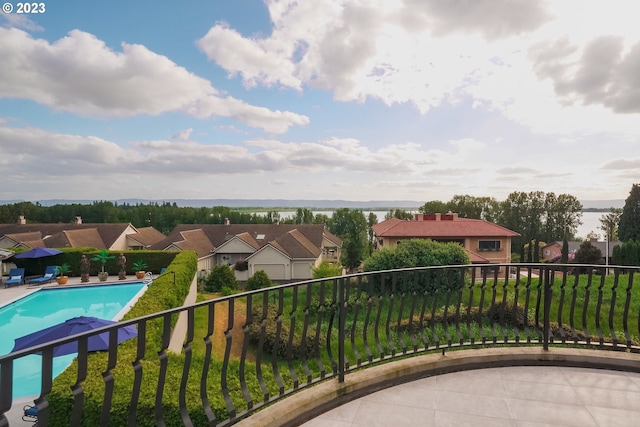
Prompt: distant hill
<box><xmin>0</xmin><ymin>198</ymin><xmax>624</xmax><ymax>210</ymax></box>
<box><xmin>0</xmin><ymin>198</ymin><xmax>424</xmax><ymax>209</ymax></box>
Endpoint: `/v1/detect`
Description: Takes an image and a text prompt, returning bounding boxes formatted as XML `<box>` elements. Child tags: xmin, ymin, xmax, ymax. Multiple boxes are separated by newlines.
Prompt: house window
<box><xmin>478</xmin><ymin>240</ymin><xmax>501</xmax><ymax>251</ymax></box>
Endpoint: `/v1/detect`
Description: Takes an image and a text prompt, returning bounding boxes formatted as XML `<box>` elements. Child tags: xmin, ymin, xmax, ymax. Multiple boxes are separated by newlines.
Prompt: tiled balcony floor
<box><xmin>300</xmin><ymin>366</ymin><xmax>640</xmax><ymax>427</ymax></box>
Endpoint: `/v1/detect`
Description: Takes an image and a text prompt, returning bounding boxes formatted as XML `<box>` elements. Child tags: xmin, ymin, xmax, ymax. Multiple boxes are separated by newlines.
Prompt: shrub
<box><xmin>247</xmin><ymin>303</ymin><xmax>317</xmax><ymax>359</ymax></box>
<box><xmin>246</xmin><ymin>269</ymin><xmax>272</xmax><ymax>290</ymax></box>
<box><xmin>363</xmin><ymin>239</ymin><xmax>469</xmax><ymax>294</ymax></box>
<box><xmin>312</xmin><ymin>261</ymin><xmax>342</xmax><ymax>279</ymax></box>
<box><xmin>204</xmin><ymin>264</ymin><xmax>238</xmax><ymax>292</ymax></box>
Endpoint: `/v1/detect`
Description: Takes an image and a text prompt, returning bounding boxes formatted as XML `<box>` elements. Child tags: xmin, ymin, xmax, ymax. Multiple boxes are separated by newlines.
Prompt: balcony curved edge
<box><xmin>234</xmin><ymin>347</ymin><xmax>640</xmax><ymax>427</ymax></box>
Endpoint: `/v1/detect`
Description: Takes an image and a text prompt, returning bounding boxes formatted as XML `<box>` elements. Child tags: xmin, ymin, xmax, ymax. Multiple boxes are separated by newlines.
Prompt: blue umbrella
<box><xmin>12</xmin><ymin>316</ymin><xmax>137</xmax><ymax>357</ymax></box>
<box><xmin>15</xmin><ymin>247</ymin><xmax>62</xmax><ymax>259</ymax></box>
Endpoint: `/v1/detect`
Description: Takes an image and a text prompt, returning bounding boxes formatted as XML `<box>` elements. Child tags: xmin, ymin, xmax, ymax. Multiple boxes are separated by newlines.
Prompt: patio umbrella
<box><xmin>14</xmin><ymin>247</ymin><xmax>62</xmax><ymax>259</ymax></box>
<box><xmin>12</xmin><ymin>316</ymin><xmax>137</xmax><ymax>357</ymax></box>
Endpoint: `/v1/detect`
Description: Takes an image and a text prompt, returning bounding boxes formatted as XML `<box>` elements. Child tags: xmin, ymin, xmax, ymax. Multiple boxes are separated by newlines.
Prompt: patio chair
<box><xmin>22</xmin><ymin>404</ymin><xmax>38</xmax><ymax>425</ymax></box>
<box><xmin>28</xmin><ymin>265</ymin><xmax>58</xmax><ymax>285</ymax></box>
<box><xmin>4</xmin><ymin>268</ymin><xmax>25</xmax><ymax>288</ymax></box>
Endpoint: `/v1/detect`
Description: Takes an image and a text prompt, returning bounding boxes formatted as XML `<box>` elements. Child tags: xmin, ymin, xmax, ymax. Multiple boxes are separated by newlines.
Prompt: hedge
<box><xmin>47</xmin><ymin>250</ymin><xmax>199</xmax><ymax>426</ymax></box>
<box><xmin>11</xmin><ymin>247</ymin><xmax>179</xmax><ymax>277</ymax></box>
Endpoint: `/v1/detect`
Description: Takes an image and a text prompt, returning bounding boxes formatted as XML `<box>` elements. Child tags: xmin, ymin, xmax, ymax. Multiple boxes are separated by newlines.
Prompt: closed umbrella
<box><xmin>12</xmin><ymin>316</ymin><xmax>137</xmax><ymax>357</ymax></box>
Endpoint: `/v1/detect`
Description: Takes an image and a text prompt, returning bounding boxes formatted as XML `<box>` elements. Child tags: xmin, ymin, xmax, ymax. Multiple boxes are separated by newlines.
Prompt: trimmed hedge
<box><xmin>12</xmin><ymin>247</ymin><xmax>178</xmax><ymax>276</ymax></box>
<box><xmin>47</xmin><ymin>251</ymin><xmax>198</xmax><ymax>426</ymax></box>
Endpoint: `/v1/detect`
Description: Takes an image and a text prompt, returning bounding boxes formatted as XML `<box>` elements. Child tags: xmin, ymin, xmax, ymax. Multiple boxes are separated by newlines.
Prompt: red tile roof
<box><xmin>372</xmin><ymin>217</ymin><xmax>519</xmax><ymax>238</ymax></box>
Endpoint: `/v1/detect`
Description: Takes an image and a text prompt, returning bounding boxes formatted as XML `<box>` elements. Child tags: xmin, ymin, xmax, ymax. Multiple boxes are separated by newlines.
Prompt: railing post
<box><xmin>543</xmin><ymin>267</ymin><xmax>551</xmax><ymax>350</ymax></box>
<box><xmin>338</xmin><ymin>277</ymin><xmax>346</xmax><ymax>382</ymax></box>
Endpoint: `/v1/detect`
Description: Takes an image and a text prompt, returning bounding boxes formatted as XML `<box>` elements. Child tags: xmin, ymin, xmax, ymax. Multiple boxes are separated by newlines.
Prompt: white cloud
<box><xmin>197</xmin><ymin>0</ymin><xmax>640</xmax><ymax>135</ymax></box>
<box><xmin>0</xmin><ymin>27</ymin><xmax>308</xmax><ymax>133</ymax></box>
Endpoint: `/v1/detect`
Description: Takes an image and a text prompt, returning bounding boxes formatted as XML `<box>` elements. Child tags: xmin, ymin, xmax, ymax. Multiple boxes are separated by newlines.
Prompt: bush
<box><xmin>312</xmin><ymin>261</ymin><xmax>342</xmax><ymax>279</ymax></box>
<box><xmin>247</xmin><ymin>303</ymin><xmax>317</xmax><ymax>359</ymax></box>
<box><xmin>246</xmin><ymin>270</ymin><xmax>272</xmax><ymax>290</ymax></box>
<box><xmin>204</xmin><ymin>264</ymin><xmax>238</xmax><ymax>292</ymax></box>
<box><xmin>363</xmin><ymin>239</ymin><xmax>469</xmax><ymax>294</ymax></box>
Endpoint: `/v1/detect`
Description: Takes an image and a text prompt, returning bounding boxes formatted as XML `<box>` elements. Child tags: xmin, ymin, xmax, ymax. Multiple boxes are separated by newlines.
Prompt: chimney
<box><xmin>18</xmin><ymin>215</ymin><xmax>26</xmax><ymax>225</ymax></box>
<box><xmin>435</xmin><ymin>213</ymin><xmax>441</xmax><ymax>221</ymax></box>
<box><xmin>75</xmin><ymin>216</ymin><xmax>82</xmax><ymax>224</ymax></box>
<box><xmin>224</xmin><ymin>218</ymin><xmax>230</xmax><ymax>226</ymax></box>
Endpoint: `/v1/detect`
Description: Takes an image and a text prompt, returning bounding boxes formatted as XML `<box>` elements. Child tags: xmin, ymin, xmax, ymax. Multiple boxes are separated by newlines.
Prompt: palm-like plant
<box><xmin>91</xmin><ymin>250</ymin><xmax>115</xmax><ymax>274</ymax></box>
<box><xmin>132</xmin><ymin>259</ymin><xmax>148</xmax><ymax>272</ymax></box>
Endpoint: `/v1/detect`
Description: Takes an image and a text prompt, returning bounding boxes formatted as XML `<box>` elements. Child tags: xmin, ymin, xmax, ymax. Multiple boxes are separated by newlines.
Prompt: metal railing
<box><xmin>1</xmin><ymin>263</ymin><xmax>640</xmax><ymax>426</ymax></box>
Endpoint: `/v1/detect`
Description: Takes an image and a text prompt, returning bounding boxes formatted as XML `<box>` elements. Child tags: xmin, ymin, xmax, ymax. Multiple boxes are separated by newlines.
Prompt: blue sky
<box><xmin>1</xmin><ymin>0</ymin><xmax>639</xmax><ymax>203</ymax></box>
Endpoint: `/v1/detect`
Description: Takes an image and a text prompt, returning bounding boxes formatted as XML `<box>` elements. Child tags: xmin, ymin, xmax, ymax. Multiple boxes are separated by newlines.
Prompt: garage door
<box><xmin>254</xmin><ymin>264</ymin><xmax>286</xmax><ymax>280</ymax></box>
<box><xmin>292</xmin><ymin>262</ymin><xmax>311</xmax><ymax>279</ymax></box>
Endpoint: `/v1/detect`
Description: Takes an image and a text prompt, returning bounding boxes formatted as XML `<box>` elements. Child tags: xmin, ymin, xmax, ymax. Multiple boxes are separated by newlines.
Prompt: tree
<box><xmin>561</xmin><ymin>236</ymin><xmax>569</xmax><ymax>263</ymax></box>
<box><xmin>328</xmin><ymin>208</ymin><xmax>368</xmax><ymax>272</ymax></box>
<box><xmin>363</xmin><ymin>239</ymin><xmax>469</xmax><ymax>293</ymax></box>
<box><xmin>599</xmin><ymin>208</ymin><xmax>622</xmax><ymax>242</ymax></box>
<box><xmin>246</xmin><ymin>270</ymin><xmax>272</xmax><ymax>290</ymax></box>
<box><xmin>447</xmin><ymin>194</ymin><xmax>500</xmax><ymax>220</ymax></box>
<box><xmin>367</xmin><ymin>212</ymin><xmax>378</xmax><ymax>255</ymax></box>
<box><xmin>574</xmin><ymin>241</ymin><xmax>603</xmax><ymax>265</ymax></box>
<box><xmin>384</xmin><ymin>209</ymin><xmax>413</xmax><ymax>220</ymax></box>
<box><xmin>619</xmin><ymin>184</ymin><xmax>640</xmax><ymax>242</ymax></box>
<box><xmin>419</xmin><ymin>200</ymin><xmax>448</xmax><ymax>214</ymax></box>
<box><xmin>204</xmin><ymin>265</ymin><xmax>238</xmax><ymax>292</ymax></box>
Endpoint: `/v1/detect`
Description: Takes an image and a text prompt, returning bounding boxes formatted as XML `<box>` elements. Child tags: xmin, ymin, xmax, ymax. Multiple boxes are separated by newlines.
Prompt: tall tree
<box><xmin>447</xmin><ymin>194</ymin><xmax>500</xmax><ymax>220</ymax></box>
<box><xmin>384</xmin><ymin>209</ymin><xmax>413</xmax><ymax>220</ymax></box>
<box><xmin>328</xmin><ymin>209</ymin><xmax>368</xmax><ymax>272</ymax></box>
<box><xmin>599</xmin><ymin>208</ymin><xmax>622</xmax><ymax>242</ymax></box>
<box><xmin>419</xmin><ymin>200</ymin><xmax>448</xmax><ymax>214</ymax></box>
<box><xmin>619</xmin><ymin>184</ymin><xmax>640</xmax><ymax>242</ymax></box>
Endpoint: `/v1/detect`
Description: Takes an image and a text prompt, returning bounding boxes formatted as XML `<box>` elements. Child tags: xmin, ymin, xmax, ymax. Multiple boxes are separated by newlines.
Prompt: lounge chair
<box><xmin>4</xmin><ymin>268</ymin><xmax>25</xmax><ymax>288</ymax></box>
<box><xmin>28</xmin><ymin>265</ymin><xmax>58</xmax><ymax>285</ymax></box>
<box><xmin>23</xmin><ymin>404</ymin><xmax>38</xmax><ymax>425</ymax></box>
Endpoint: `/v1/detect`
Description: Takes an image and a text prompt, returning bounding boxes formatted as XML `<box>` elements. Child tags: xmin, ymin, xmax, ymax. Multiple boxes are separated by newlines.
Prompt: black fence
<box><xmin>1</xmin><ymin>263</ymin><xmax>640</xmax><ymax>426</ymax></box>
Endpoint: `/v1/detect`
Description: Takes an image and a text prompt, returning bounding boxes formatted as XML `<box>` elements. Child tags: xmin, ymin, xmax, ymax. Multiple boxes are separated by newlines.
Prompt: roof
<box><xmin>128</xmin><ymin>226</ymin><xmax>167</xmax><ymax>247</ymax></box>
<box><xmin>372</xmin><ymin>217</ymin><xmax>520</xmax><ymax>238</ymax></box>
<box><xmin>0</xmin><ymin>223</ymin><xmax>135</xmax><ymax>249</ymax></box>
<box><xmin>152</xmin><ymin>223</ymin><xmax>341</xmax><ymax>260</ymax></box>
<box><xmin>0</xmin><ymin>223</ymin><xmax>165</xmax><ymax>250</ymax></box>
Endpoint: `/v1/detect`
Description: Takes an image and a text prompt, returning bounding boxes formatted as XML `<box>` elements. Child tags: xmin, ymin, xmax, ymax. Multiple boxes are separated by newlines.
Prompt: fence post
<box><xmin>338</xmin><ymin>277</ymin><xmax>346</xmax><ymax>382</ymax></box>
<box><xmin>543</xmin><ymin>267</ymin><xmax>551</xmax><ymax>350</ymax></box>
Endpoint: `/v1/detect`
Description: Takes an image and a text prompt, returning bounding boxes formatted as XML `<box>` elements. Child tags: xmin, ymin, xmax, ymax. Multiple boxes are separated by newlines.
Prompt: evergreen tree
<box><xmin>619</xmin><ymin>184</ymin><xmax>640</xmax><ymax>242</ymax></box>
<box><xmin>561</xmin><ymin>236</ymin><xmax>569</xmax><ymax>263</ymax></box>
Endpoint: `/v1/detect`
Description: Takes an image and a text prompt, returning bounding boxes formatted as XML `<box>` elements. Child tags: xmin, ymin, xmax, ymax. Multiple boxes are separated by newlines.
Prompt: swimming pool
<box><xmin>0</xmin><ymin>282</ymin><xmax>147</xmax><ymax>399</ymax></box>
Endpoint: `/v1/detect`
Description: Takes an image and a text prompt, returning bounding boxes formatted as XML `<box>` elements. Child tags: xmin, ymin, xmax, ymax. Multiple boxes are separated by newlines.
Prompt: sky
<box><xmin>1</xmin><ymin>0</ymin><xmax>639</xmax><ymax>204</ymax></box>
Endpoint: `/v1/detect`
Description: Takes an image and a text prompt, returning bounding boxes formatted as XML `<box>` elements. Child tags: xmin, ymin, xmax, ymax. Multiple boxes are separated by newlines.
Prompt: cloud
<box><xmin>0</xmin><ymin>27</ymin><xmax>308</xmax><ymax>133</ymax></box>
<box><xmin>531</xmin><ymin>36</ymin><xmax>640</xmax><ymax>113</ymax></box>
<box><xmin>0</xmin><ymin>13</ymin><xmax>44</xmax><ymax>31</ymax></box>
<box><xmin>601</xmin><ymin>159</ymin><xmax>640</xmax><ymax>170</ymax></box>
<box><xmin>197</xmin><ymin>0</ymin><xmax>640</xmax><ymax>136</ymax></box>
<box><xmin>170</xmin><ymin>128</ymin><xmax>193</xmax><ymax>142</ymax></box>
<box><xmin>398</xmin><ymin>0</ymin><xmax>551</xmax><ymax>40</ymax></box>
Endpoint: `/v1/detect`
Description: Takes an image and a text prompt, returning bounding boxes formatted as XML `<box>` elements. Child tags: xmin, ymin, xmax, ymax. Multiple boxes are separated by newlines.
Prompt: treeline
<box><xmin>0</xmin><ymin>201</ymin><xmax>330</xmax><ymax>234</ymax></box>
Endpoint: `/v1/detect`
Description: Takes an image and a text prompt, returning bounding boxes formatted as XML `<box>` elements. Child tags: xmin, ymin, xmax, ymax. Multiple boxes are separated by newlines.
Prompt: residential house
<box><xmin>0</xmin><ymin>216</ymin><xmax>166</xmax><ymax>251</ymax></box>
<box><xmin>371</xmin><ymin>213</ymin><xmax>520</xmax><ymax>274</ymax></box>
<box><xmin>542</xmin><ymin>239</ymin><xmax>621</xmax><ymax>264</ymax></box>
<box><xmin>152</xmin><ymin>223</ymin><xmax>342</xmax><ymax>281</ymax></box>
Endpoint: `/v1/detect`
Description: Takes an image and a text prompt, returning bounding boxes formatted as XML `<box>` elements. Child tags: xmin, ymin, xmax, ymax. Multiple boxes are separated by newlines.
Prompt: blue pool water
<box><xmin>0</xmin><ymin>282</ymin><xmax>147</xmax><ymax>398</ymax></box>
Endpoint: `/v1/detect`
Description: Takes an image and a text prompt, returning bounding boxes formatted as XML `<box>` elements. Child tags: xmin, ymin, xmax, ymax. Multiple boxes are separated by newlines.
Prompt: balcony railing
<box><xmin>1</xmin><ymin>263</ymin><xmax>640</xmax><ymax>426</ymax></box>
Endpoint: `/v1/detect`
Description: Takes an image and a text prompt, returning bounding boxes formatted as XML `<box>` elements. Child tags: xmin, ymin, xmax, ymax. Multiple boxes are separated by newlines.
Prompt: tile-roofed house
<box><xmin>152</xmin><ymin>223</ymin><xmax>342</xmax><ymax>281</ymax></box>
<box><xmin>372</xmin><ymin>213</ymin><xmax>519</xmax><ymax>273</ymax></box>
<box><xmin>542</xmin><ymin>239</ymin><xmax>621</xmax><ymax>264</ymax></box>
<box><xmin>0</xmin><ymin>217</ymin><xmax>165</xmax><ymax>251</ymax></box>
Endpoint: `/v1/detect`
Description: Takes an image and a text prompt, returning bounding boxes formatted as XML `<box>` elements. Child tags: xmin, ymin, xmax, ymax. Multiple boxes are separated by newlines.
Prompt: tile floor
<box><xmin>300</xmin><ymin>366</ymin><xmax>640</xmax><ymax>427</ymax></box>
